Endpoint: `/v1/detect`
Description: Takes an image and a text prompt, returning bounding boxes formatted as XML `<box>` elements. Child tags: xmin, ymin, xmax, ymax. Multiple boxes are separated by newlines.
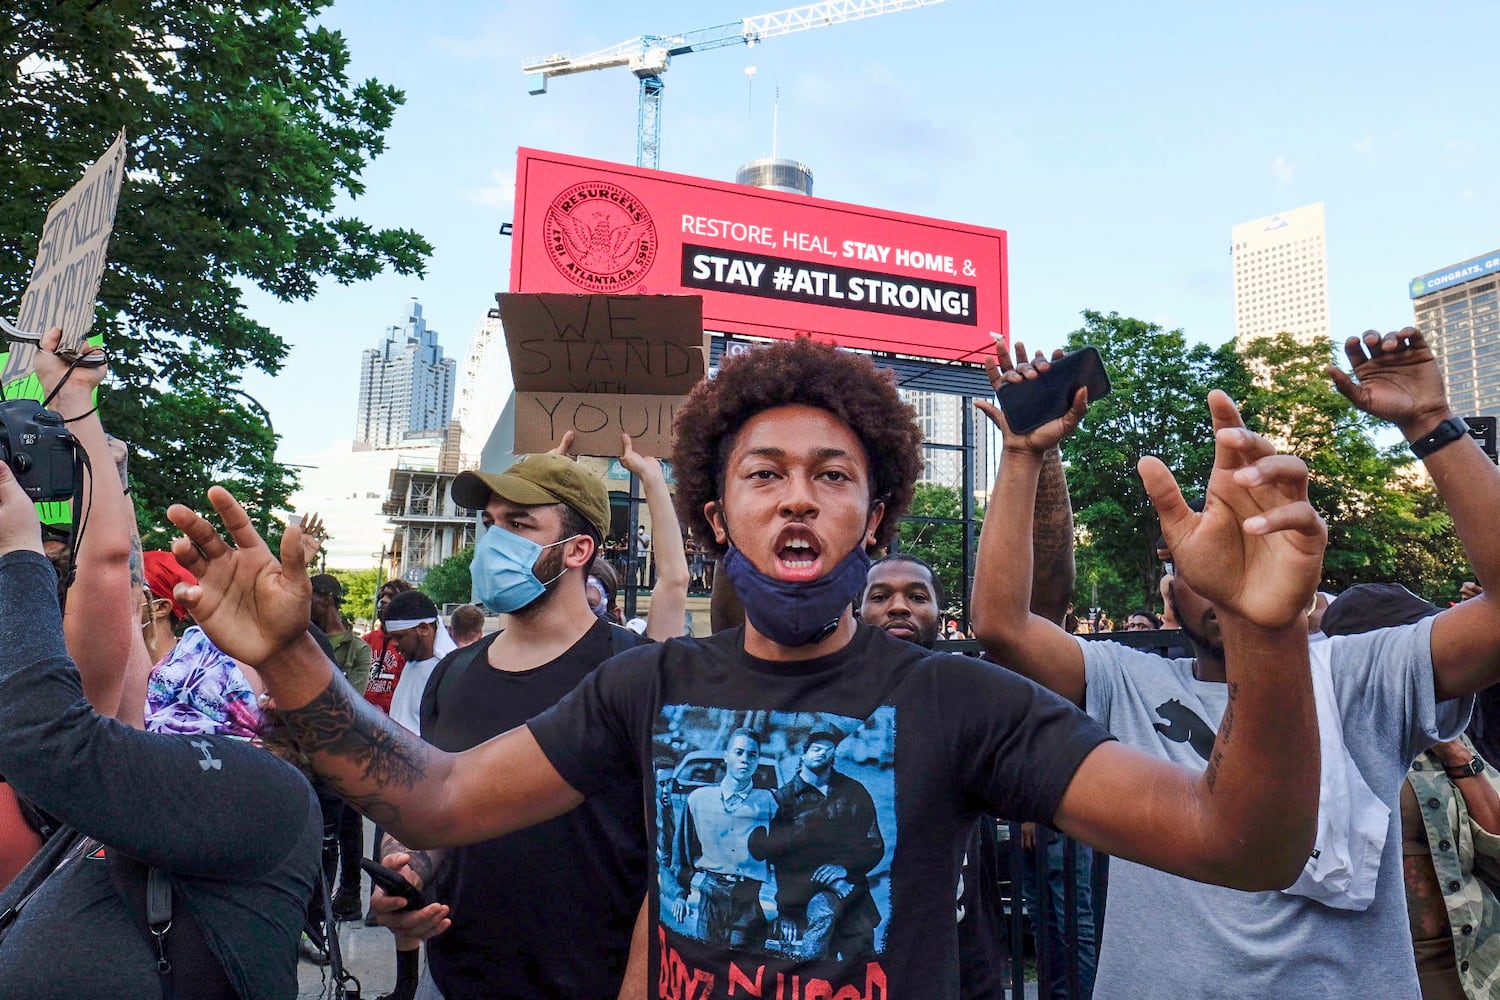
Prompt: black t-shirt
<box><xmin>419</xmin><ymin>619</ymin><xmax>651</xmax><ymax>1000</ymax></box>
<box><xmin>528</xmin><ymin>623</ymin><xmax>1110</xmax><ymax>999</ymax></box>
<box><xmin>0</xmin><ymin>551</ymin><xmax>320</xmax><ymax>1000</ymax></box>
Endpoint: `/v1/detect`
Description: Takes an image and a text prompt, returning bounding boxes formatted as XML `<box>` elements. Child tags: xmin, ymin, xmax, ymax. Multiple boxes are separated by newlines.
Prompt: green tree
<box><xmin>1237</xmin><ymin>332</ymin><xmax>1470</xmax><ymax>599</ymax></box>
<box><xmin>1057</xmin><ymin>311</ymin><xmax>1255</xmax><ymax>613</ymax></box>
<box><xmin>421</xmin><ymin>545</ymin><xmax>474</xmax><ymax>608</ymax></box>
<box><xmin>893</xmin><ymin>482</ymin><xmax>983</xmax><ymax>621</ymax></box>
<box><xmin>1074</xmin><ymin>537</ymin><xmax>1136</xmax><ymax>625</ymax></box>
<box><xmin>0</xmin><ymin>2</ymin><xmax>430</xmax><ymax>545</ymax></box>
<box><xmin>329</xmin><ymin>566</ymin><xmax>381</xmax><ymax>627</ymax></box>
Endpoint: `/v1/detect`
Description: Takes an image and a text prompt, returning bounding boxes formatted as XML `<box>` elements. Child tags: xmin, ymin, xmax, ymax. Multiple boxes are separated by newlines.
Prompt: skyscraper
<box><xmin>355</xmin><ymin>298</ymin><xmax>457</xmax><ymax>449</ymax></box>
<box><xmin>1411</xmin><ymin>251</ymin><xmax>1500</xmax><ymax>418</ymax></box>
<box><xmin>1231</xmin><ymin>202</ymin><xmax>1330</xmax><ymax>346</ymax></box>
<box><xmin>899</xmin><ymin>388</ymin><xmax>990</xmax><ymax>492</ymax></box>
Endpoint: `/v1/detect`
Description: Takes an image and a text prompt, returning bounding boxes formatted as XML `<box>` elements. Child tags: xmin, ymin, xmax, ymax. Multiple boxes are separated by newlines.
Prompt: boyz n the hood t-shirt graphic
<box><xmin>655</xmin><ymin>706</ymin><xmax>896</xmax><ymax>993</ymax></box>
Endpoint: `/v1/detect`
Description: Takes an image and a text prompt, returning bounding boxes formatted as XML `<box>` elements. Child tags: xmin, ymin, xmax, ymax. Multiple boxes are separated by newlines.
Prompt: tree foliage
<box><xmin>421</xmin><ymin>545</ymin><xmax>474</xmax><ymax>609</ymax></box>
<box><xmin>1237</xmin><ymin>333</ymin><xmax>1470</xmax><ymax>600</ymax></box>
<box><xmin>0</xmin><ymin>2</ymin><xmax>430</xmax><ymax>546</ymax></box>
<box><xmin>1060</xmin><ymin>321</ymin><xmax>1474</xmax><ymax>617</ymax></box>
<box><xmin>328</xmin><ymin>566</ymin><xmax>381</xmax><ymax>628</ymax></box>
<box><xmin>1058</xmin><ymin>311</ymin><xmax>1254</xmax><ymax>615</ymax></box>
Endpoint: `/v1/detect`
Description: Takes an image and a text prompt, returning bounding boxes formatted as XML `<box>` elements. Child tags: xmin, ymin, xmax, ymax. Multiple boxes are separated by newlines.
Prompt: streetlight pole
<box><xmin>226</xmin><ymin>387</ymin><xmax>274</xmax><ymax>535</ymax></box>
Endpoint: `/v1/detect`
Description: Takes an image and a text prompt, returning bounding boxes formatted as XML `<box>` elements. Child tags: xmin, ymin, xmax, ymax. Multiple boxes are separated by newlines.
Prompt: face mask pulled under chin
<box><xmin>470</xmin><ymin>525</ymin><xmax>576</xmax><ymax>614</ymax></box>
<box><xmin>720</xmin><ymin>543</ymin><xmax>872</xmax><ymax>647</ymax></box>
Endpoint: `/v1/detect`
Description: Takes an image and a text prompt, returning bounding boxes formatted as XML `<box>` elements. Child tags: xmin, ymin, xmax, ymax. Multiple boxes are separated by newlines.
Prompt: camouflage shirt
<box><xmin>1405</xmin><ymin>737</ymin><xmax>1500</xmax><ymax>997</ymax></box>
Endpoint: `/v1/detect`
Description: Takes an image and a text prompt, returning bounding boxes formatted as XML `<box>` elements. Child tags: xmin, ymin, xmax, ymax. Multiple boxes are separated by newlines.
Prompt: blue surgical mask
<box><xmin>470</xmin><ymin>526</ymin><xmax>577</xmax><ymax>614</ymax></box>
<box><xmin>721</xmin><ymin>543</ymin><xmax>872</xmax><ymax>647</ymax></box>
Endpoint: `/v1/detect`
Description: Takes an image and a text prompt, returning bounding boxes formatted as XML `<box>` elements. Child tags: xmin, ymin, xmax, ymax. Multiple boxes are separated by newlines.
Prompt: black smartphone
<box><xmin>359</xmin><ymin>858</ymin><xmax>432</xmax><ymax>912</ymax></box>
<box><xmin>994</xmin><ymin>345</ymin><xmax>1112</xmax><ymax>435</ymax></box>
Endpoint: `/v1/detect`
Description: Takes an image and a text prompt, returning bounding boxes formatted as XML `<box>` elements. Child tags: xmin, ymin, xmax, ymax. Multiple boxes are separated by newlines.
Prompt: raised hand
<box><xmin>617</xmin><ymin>433</ymin><xmax>664</xmax><ymax>483</ymax></box>
<box><xmin>166</xmin><ymin>486</ymin><xmax>312</xmax><ymax>667</ymax></box>
<box><xmin>976</xmin><ymin>334</ymin><xmax>1088</xmax><ymax>453</ymax></box>
<box><xmin>0</xmin><ymin>462</ymin><xmax>42</xmax><ymax>558</ymax></box>
<box><xmin>296</xmin><ymin>512</ymin><xmax>325</xmax><ymax>567</ymax></box>
<box><xmin>33</xmin><ymin>327</ymin><xmax>106</xmax><ymax>407</ymax></box>
<box><xmin>1139</xmin><ymin>391</ymin><xmax>1326</xmax><ymax>630</ymax></box>
<box><xmin>545</xmin><ymin>430</ymin><xmax>578</xmax><ymax>459</ymax></box>
<box><xmin>1326</xmin><ymin>328</ymin><xmax>1451</xmax><ymax>434</ymax></box>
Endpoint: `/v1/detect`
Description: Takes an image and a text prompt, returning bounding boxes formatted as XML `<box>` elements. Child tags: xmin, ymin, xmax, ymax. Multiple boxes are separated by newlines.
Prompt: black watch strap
<box><xmin>1410</xmin><ymin>417</ymin><xmax>1470</xmax><ymax>460</ymax></box>
<box><xmin>1446</xmin><ymin>755</ymin><xmax>1487</xmax><ymax>779</ymax></box>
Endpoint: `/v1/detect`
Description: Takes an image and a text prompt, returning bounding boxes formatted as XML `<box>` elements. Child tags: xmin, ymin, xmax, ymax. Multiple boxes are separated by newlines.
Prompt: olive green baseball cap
<box><xmin>451</xmin><ymin>454</ymin><xmax>609</xmax><ymax>540</ymax></box>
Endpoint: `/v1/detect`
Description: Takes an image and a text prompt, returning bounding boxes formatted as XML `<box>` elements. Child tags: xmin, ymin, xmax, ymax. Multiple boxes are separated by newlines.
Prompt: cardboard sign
<box><xmin>2</xmin><ymin>129</ymin><xmax>127</xmax><ymax>386</ymax></box>
<box><xmin>499</xmin><ymin>293</ymin><xmax>705</xmax><ymax>457</ymax></box>
<box><xmin>510</xmin><ymin>147</ymin><xmax>1008</xmax><ymax>362</ymax></box>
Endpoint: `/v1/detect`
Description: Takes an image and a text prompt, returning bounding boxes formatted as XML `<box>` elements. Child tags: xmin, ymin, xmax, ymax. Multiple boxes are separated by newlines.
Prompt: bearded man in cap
<box><xmin>368</xmin><ymin>450</ymin><xmax>651</xmax><ymax>1000</ymax></box>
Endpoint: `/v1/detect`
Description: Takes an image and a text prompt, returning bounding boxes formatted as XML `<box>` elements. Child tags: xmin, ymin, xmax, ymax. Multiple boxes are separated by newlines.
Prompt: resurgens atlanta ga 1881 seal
<box><xmin>543</xmin><ymin>179</ymin><xmax>659</xmax><ymax>292</ymax></box>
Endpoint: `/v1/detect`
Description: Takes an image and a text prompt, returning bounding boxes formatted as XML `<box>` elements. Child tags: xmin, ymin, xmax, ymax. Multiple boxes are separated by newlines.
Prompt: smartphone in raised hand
<box><xmin>995</xmin><ymin>345</ymin><xmax>1112</xmax><ymax>435</ymax></box>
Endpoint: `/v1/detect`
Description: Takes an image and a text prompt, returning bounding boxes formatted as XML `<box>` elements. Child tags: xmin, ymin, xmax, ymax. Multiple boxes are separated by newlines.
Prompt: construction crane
<box><xmin>522</xmin><ymin>0</ymin><xmax>945</xmax><ymax>171</ymax></box>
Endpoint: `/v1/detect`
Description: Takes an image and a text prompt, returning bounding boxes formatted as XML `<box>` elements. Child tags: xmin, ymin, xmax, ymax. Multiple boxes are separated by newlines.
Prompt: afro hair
<box><xmin>671</xmin><ymin>338</ymin><xmax>923</xmax><ymax>557</ymax></box>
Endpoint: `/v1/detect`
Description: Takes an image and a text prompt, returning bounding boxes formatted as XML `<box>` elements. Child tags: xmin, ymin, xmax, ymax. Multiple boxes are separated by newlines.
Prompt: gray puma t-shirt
<box><xmin>1080</xmin><ymin>617</ymin><xmax>1468</xmax><ymax>999</ymax></box>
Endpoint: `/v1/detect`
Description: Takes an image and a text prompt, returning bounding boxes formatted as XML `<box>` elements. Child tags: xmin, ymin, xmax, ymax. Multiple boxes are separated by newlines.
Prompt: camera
<box><xmin>0</xmin><ymin>398</ymin><xmax>80</xmax><ymax>502</ymax></box>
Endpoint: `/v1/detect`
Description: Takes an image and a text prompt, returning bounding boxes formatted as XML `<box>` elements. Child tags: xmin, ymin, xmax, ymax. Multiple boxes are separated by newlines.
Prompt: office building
<box><xmin>453</xmin><ymin>305</ymin><xmax>515</xmax><ymax>469</ymax></box>
<box><xmin>284</xmin><ymin>437</ymin><xmax>443</xmax><ymax>571</ymax></box>
<box><xmin>355</xmin><ymin>298</ymin><xmax>457</xmax><ymax>449</ymax></box>
<box><xmin>900</xmin><ymin>388</ymin><xmax>991</xmax><ymax>493</ymax></box>
<box><xmin>1411</xmin><ymin>251</ymin><xmax>1500</xmax><ymax>417</ymax></box>
<box><xmin>1231</xmin><ymin>202</ymin><xmax>1330</xmax><ymax>346</ymax></box>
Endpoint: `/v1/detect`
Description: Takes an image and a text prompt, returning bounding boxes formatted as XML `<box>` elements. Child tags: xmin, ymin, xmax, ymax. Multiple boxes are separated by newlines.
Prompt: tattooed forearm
<box><xmin>380</xmin><ymin>832</ymin><xmax>443</xmax><ymax>886</ymax></box>
<box><xmin>1030</xmin><ymin>447</ymin><xmax>1076</xmax><ymax>623</ymax></box>
<box><xmin>1403</xmin><ymin>854</ymin><xmax>1450</xmax><ymax>940</ymax></box>
<box><xmin>127</xmin><ymin>534</ymin><xmax>144</xmax><ymax>590</ymax></box>
<box><xmin>332</xmin><ymin>786</ymin><xmax>405</xmax><ymax>828</ymax></box>
<box><xmin>281</xmin><ymin>674</ymin><xmax>434</xmax><ymax>795</ymax></box>
<box><xmin>1203</xmin><ymin>682</ymin><xmax>1238</xmax><ymax>793</ymax></box>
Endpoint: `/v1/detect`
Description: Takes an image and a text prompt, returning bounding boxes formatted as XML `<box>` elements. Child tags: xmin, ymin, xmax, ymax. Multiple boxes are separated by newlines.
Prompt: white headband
<box><xmin>383</xmin><ymin>617</ymin><xmax>437</xmax><ymax>631</ymax></box>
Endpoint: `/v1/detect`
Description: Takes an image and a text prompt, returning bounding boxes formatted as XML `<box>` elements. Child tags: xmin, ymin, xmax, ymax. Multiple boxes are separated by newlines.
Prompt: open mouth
<box><xmin>773</xmin><ymin>527</ymin><xmax>823</xmax><ymax>582</ymax></box>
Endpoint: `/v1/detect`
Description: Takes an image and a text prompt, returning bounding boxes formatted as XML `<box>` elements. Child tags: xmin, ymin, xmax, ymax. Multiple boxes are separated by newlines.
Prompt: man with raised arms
<box><xmin>168</xmin><ymin>337</ymin><xmax>1325</xmax><ymax>997</ymax></box>
<box><xmin>972</xmin><ymin>329</ymin><xmax>1499</xmax><ymax>998</ymax></box>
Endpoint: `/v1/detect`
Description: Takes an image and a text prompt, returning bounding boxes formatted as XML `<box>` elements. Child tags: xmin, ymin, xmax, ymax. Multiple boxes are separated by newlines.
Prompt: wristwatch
<box><xmin>1410</xmin><ymin>416</ymin><xmax>1470</xmax><ymax>460</ymax></box>
<box><xmin>1445</xmin><ymin>755</ymin><xmax>1487</xmax><ymax>780</ymax></box>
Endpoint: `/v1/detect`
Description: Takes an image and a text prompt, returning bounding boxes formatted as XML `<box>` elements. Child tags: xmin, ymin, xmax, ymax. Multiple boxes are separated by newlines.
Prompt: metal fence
<box><xmin>936</xmin><ymin>629</ymin><xmax>1188</xmax><ymax>998</ymax></box>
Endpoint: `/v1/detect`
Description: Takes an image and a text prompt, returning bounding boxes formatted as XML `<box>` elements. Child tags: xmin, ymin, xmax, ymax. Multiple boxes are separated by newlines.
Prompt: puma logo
<box><xmin>190</xmin><ymin>739</ymin><xmax>223</xmax><ymax>771</ymax></box>
<box><xmin>1153</xmin><ymin>700</ymin><xmax>1216</xmax><ymax>762</ymax></box>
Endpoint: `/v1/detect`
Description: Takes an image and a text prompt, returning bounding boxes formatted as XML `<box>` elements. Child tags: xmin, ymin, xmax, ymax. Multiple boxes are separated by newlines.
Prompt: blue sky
<box><xmin>241</xmin><ymin>0</ymin><xmax>1500</xmax><ymax>460</ymax></box>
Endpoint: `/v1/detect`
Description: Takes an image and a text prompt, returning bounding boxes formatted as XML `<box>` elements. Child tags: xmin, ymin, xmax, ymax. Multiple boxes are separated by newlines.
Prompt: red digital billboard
<box><xmin>510</xmin><ymin>148</ymin><xmax>1008</xmax><ymax>362</ymax></box>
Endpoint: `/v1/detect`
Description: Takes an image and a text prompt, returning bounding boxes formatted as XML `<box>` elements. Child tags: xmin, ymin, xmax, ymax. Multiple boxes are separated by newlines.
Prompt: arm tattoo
<box><xmin>1031</xmin><ymin>448</ymin><xmax>1077</xmax><ymax>621</ymax></box>
<box><xmin>1203</xmin><ymin>682</ymin><xmax>1238</xmax><ymax>793</ymax></box>
<box><xmin>380</xmin><ymin>832</ymin><xmax>442</xmax><ymax>887</ymax></box>
<box><xmin>280</xmin><ymin>674</ymin><xmax>434</xmax><ymax>825</ymax></box>
<box><xmin>1403</xmin><ymin>854</ymin><xmax>1452</xmax><ymax>940</ymax></box>
<box><xmin>127</xmin><ymin>534</ymin><xmax>144</xmax><ymax>590</ymax></box>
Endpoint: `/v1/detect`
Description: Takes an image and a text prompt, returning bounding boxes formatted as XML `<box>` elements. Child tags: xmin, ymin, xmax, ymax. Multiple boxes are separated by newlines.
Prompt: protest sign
<box><xmin>1</xmin><ymin>129</ymin><xmax>127</xmax><ymax>387</ymax></box>
<box><xmin>499</xmin><ymin>293</ymin><xmax>705</xmax><ymax>457</ymax></box>
<box><xmin>510</xmin><ymin>147</ymin><xmax>1008</xmax><ymax>362</ymax></box>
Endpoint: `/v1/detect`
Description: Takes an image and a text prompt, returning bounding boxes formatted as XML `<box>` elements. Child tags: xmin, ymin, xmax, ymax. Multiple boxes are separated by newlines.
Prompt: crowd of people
<box><xmin>0</xmin><ymin>322</ymin><xmax>1497</xmax><ymax>1000</ymax></box>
